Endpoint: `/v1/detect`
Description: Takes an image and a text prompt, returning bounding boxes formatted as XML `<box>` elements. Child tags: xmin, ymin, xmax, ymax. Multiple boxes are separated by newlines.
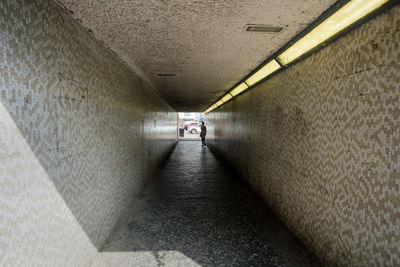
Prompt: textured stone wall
<box><xmin>0</xmin><ymin>0</ymin><xmax>177</xmax><ymax>265</ymax></box>
<box><xmin>206</xmin><ymin>6</ymin><xmax>400</xmax><ymax>266</ymax></box>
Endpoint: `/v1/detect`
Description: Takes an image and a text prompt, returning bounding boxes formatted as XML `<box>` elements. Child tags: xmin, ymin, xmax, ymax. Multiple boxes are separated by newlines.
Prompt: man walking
<box><xmin>200</xmin><ymin>121</ymin><xmax>207</xmax><ymax>146</ymax></box>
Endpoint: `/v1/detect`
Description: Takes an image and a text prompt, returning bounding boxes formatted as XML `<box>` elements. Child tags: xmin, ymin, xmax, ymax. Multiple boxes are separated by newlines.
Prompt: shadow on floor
<box><xmin>100</xmin><ymin>141</ymin><xmax>321</xmax><ymax>267</ymax></box>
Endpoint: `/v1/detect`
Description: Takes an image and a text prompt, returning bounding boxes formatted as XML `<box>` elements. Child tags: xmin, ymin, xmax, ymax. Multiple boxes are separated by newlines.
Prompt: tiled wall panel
<box><xmin>0</xmin><ymin>100</ymin><xmax>97</xmax><ymax>266</ymax></box>
<box><xmin>0</xmin><ymin>0</ymin><xmax>177</xmax><ymax>265</ymax></box>
<box><xmin>206</xmin><ymin>6</ymin><xmax>400</xmax><ymax>266</ymax></box>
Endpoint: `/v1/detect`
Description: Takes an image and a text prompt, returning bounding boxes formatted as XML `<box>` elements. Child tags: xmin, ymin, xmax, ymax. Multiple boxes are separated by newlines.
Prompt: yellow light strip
<box><xmin>245</xmin><ymin>60</ymin><xmax>281</xmax><ymax>86</ymax></box>
<box><xmin>230</xmin><ymin>82</ymin><xmax>249</xmax><ymax>96</ymax></box>
<box><xmin>221</xmin><ymin>93</ymin><xmax>233</xmax><ymax>103</ymax></box>
<box><xmin>215</xmin><ymin>100</ymin><xmax>224</xmax><ymax>106</ymax></box>
<box><xmin>205</xmin><ymin>0</ymin><xmax>388</xmax><ymax>114</ymax></box>
<box><xmin>278</xmin><ymin>0</ymin><xmax>388</xmax><ymax>65</ymax></box>
<box><xmin>208</xmin><ymin>104</ymin><xmax>217</xmax><ymax>112</ymax></box>
<box><xmin>204</xmin><ymin>103</ymin><xmax>216</xmax><ymax>113</ymax></box>
<box><xmin>206</xmin><ymin>102</ymin><xmax>219</xmax><ymax>113</ymax></box>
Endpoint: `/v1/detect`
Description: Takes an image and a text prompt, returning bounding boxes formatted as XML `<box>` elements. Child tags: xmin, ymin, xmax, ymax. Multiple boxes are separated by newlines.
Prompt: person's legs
<box><xmin>201</xmin><ymin>137</ymin><xmax>205</xmax><ymax>146</ymax></box>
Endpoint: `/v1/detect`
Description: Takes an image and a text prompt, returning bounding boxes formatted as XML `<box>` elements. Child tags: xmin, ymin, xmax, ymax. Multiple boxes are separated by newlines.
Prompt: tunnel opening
<box><xmin>177</xmin><ymin>112</ymin><xmax>206</xmax><ymax>141</ymax></box>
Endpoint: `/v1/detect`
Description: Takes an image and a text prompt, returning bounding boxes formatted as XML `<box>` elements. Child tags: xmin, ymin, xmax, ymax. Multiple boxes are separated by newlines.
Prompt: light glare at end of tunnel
<box><xmin>278</xmin><ymin>0</ymin><xmax>389</xmax><ymax>65</ymax></box>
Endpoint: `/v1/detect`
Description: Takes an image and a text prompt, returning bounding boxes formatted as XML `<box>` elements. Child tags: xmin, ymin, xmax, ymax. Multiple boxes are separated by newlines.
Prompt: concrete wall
<box><xmin>0</xmin><ymin>0</ymin><xmax>177</xmax><ymax>265</ymax></box>
<box><xmin>206</xmin><ymin>6</ymin><xmax>399</xmax><ymax>266</ymax></box>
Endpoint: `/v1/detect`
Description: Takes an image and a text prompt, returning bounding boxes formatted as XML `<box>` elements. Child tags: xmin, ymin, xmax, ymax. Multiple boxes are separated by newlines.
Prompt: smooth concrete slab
<box><xmin>96</xmin><ymin>141</ymin><xmax>321</xmax><ymax>266</ymax></box>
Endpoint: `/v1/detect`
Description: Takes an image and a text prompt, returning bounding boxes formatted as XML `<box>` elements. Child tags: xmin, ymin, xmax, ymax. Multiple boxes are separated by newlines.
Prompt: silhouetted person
<box><xmin>200</xmin><ymin>121</ymin><xmax>207</xmax><ymax>146</ymax></box>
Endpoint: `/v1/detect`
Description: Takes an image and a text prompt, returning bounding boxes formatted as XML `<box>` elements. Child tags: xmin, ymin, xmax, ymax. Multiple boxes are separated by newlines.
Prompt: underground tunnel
<box><xmin>0</xmin><ymin>0</ymin><xmax>399</xmax><ymax>266</ymax></box>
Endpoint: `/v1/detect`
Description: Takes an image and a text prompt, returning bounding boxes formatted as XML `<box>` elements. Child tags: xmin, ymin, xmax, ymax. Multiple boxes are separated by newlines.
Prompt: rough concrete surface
<box><xmin>56</xmin><ymin>0</ymin><xmax>336</xmax><ymax>111</ymax></box>
<box><xmin>95</xmin><ymin>141</ymin><xmax>321</xmax><ymax>266</ymax></box>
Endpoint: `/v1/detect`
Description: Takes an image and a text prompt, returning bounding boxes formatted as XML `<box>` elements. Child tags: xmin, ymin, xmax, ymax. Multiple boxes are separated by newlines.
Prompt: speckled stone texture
<box><xmin>206</xmin><ymin>5</ymin><xmax>400</xmax><ymax>266</ymax></box>
<box><xmin>0</xmin><ymin>0</ymin><xmax>176</xmax><ymax>265</ymax></box>
<box><xmin>56</xmin><ymin>0</ymin><xmax>336</xmax><ymax>110</ymax></box>
<box><xmin>97</xmin><ymin>141</ymin><xmax>320</xmax><ymax>267</ymax></box>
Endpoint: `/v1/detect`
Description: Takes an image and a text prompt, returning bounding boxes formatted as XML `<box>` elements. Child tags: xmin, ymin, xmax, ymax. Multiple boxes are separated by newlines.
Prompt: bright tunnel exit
<box><xmin>177</xmin><ymin>112</ymin><xmax>206</xmax><ymax>140</ymax></box>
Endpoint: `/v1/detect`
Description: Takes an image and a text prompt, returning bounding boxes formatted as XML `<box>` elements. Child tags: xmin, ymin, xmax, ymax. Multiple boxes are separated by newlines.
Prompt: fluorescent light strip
<box><xmin>278</xmin><ymin>0</ymin><xmax>388</xmax><ymax>65</ymax></box>
<box><xmin>209</xmin><ymin>104</ymin><xmax>217</xmax><ymax>111</ymax></box>
<box><xmin>205</xmin><ymin>107</ymin><xmax>213</xmax><ymax>113</ymax></box>
<box><xmin>205</xmin><ymin>0</ymin><xmax>388</xmax><ymax>114</ymax></box>
<box><xmin>215</xmin><ymin>100</ymin><xmax>224</xmax><ymax>107</ymax></box>
<box><xmin>205</xmin><ymin>104</ymin><xmax>217</xmax><ymax>113</ymax></box>
<box><xmin>230</xmin><ymin>82</ymin><xmax>249</xmax><ymax>96</ymax></box>
<box><xmin>221</xmin><ymin>93</ymin><xmax>233</xmax><ymax>103</ymax></box>
<box><xmin>245</xmin><ymin>59</ymin><xmax>281</xmax><ymax>86</ymax></box>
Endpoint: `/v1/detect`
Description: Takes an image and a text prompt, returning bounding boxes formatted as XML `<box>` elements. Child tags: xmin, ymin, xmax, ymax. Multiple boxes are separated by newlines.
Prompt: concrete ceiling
<box><xmin>57</xmin><ymin>0</ymin><xmax>336</xmax><ymax>111</ymax></box>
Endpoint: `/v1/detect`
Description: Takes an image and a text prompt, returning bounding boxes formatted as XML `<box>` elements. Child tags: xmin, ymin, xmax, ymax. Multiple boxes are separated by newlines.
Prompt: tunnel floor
<box><xmin>98</xmin><ymin>141</ymin><xmax>321</xmax><ymax>266</ymax></box>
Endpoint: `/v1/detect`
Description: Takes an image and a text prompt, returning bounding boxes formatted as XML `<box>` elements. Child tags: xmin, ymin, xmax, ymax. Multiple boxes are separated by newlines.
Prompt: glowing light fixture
<box><xmin>208</xmin><ymin>104</ymin><xmax>217</xmax><ymax>112</ymax></box>
<box><xmin>230</xmin><ymin>82</ymin><xmax>249</xmax><ymax>96</ymax></box>
<box><xmin>278</xmin><ymin>0</ymin><xmax>389</xmax><ymax>65</ymax></box>
<box><xmin>204</xmin><ymin>0</ymin><xmax>389</xmax><ymax>114</ymax></box>
<box><xmin>245</xmin><ymin>60</ymin><xmax>281</xmax><ymax>86</ymax></box>
<box><xmin>221</xmin><ymin>93</ymin><xmax>233</xmax><ymax>103</ymax></box>
<box><xmin>215</xmin><ymin>100</ymin><xmax>224</xmax><ymax>106</ymax></box>
<box><xmin>204</xmin><ymin>103</ymin><xmax>217</xmax><ymax>113</ymax></box>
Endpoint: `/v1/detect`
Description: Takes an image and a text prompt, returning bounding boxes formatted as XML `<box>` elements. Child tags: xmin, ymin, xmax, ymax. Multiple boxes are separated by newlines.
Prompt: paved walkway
<box><xmin>179</xmin><ymin>131</ymin><xmax>201</xmax><ymax>140</ymax></box>
<box><xmin>97</xmin><ymin>141</ymin><xmax>320</xmax><ymax>266</ymax></box>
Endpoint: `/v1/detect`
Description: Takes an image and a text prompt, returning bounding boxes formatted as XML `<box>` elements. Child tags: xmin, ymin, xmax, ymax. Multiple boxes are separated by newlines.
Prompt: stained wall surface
<box><xmin>206</xmin><ymin>6</ymin><xmax>400</xmax><ymax>266</ymax></box>
<box><xmin>0</xmin><ymin>0</ymin><xmax>177</xmax><ymax>265</ymax></box>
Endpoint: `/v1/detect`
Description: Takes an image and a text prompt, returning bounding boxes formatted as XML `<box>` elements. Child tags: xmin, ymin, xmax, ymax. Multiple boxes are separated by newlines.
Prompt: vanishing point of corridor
<box><xmin>95</xmin><ymin>141</ymin><xmax>320</xmax><ymax>266</ymax></box>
